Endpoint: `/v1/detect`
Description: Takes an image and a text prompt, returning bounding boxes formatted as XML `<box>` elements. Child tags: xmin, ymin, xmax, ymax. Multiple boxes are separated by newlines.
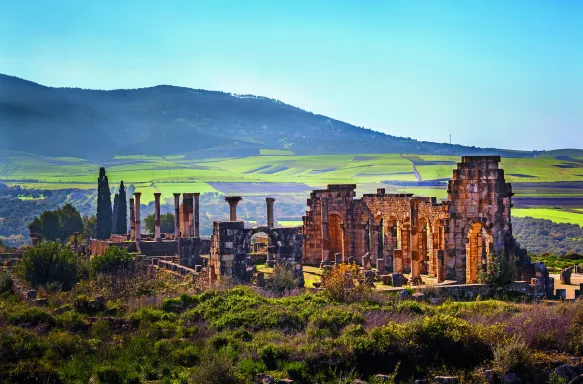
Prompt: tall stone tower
<box><xmin>446</xmin><ymin>156</ymin><xmax>515</xmax><ymax>282</ymax></box>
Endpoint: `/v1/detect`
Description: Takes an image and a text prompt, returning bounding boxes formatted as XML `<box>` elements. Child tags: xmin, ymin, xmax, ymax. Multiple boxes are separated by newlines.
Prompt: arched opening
<box><xmin>250</xmin><ymin>232</ymin><xmax>269</xmax><ymax>255</ymax></box>
<box><xmin>328</xmin><ymin>214</ymin><xmax>344</xmax><ymax>258</ymax></box>
<box><xmin>243</xmin><ymin>227</ymin><xmax>279</xmax><ymax>266</ymax></box>
<box><xmin>420</xmin><ymin>222</ymin><xmax>431</xmax><ymax>275</ymax></box>
<box><xmin>466</xmin><ymin>222</ymin><xmax>493</xmax><ymax>283</ymax></box>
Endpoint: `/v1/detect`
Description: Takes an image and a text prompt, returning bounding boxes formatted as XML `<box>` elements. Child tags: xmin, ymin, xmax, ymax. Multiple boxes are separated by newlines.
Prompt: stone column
<box><xmin>173</xmin><ymin>193</ymin><xmax>181</xmax><ymax>238</ymax></box>
<box><xmin>154</xmin><ymin>193</ymin><xmax>162</xmax><ymax>241</ymax></box>
<box><xmin>182</xmin><ymin>193</ymin><xmax>191</xmax><ymax>237</ymax></box>
<box><xmin>320</xmin><ymin>198</ymin><xmax>329</xmax><ymax>265</ymax></box>
<box><xmin>134</xmin><ymin>192</ymin><xmax>142</xmax><ymax>241</ymax></box>
<box><xmin>266</xmin><ymin>197</ymin><xmax>275</xmax><ymax>229</ymax></box>
<box><xmin>225</xmin><ymin>196</ymin><xmax>242</xmax><ymax>221</ymax></box>
<box><xmin>411</xmin><ymin>226</ymin><xmax>420</xmax><ymax>281</ymax></box>
<box><xmin>193</xmin><ymin>193</ymin><xmax>200</xmax><ymax>238</ymax></box>
<box><xmin>129</xmin><ymin>198</ymin><xmax>135</xmax><ymax>240</ymax></box>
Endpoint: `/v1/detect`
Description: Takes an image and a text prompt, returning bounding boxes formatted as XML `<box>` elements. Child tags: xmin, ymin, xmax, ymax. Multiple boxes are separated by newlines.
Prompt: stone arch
<box><xmin>465</xmin><ymin>221</ymin><xmax>493</xmax><ymax>283</ymax></box>
<box><xmin>328</xmin><ymin>213</ymin><xmax>344</xmax><ymax>259</ymax></box>
<box><xmin>242</xmin><ymin>226</ymin><xmax>279</xmax><ymax>254</ymax></box>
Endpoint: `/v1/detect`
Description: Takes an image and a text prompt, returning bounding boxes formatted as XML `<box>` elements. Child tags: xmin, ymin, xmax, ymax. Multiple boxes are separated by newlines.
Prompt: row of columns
<box><xmin>225</xmin><ymin>196</ymin><xmax>276</xmax><ymax>228</ymax></box>
<box><xmin>128</xmin><ymin>192</ymin><xmax>201</xmax><ymax>241</ymax></box>
<box><xmin>127</xmin><ymin>193</ymin><xmax>276</xmax><ymax>240</ymax></box>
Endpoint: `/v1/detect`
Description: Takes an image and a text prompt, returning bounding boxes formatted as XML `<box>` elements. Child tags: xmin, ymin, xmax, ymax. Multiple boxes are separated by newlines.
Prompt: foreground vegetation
<box><xmin>1</xmin><ymin>245</ymin><xmax>583</xmax><ymax>383</ymax></box>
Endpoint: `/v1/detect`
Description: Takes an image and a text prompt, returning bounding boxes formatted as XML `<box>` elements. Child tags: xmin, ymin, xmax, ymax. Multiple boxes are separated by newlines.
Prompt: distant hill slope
<box><xmin>0</xmin><ymin>74</ymin><xmax>532</xmax><ymax>160</ymax></box>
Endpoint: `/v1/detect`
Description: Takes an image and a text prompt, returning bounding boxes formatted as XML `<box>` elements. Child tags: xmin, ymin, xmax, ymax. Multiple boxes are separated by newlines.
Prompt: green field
<box><xmin>512</xmin><ymin>208</ymin><xmax>583</xmax><ymax>226</ymax></box>
<box><xmin>1</xmin><ymin>149</ymin><xmax>582</xmax><ymax>206</ymax></box>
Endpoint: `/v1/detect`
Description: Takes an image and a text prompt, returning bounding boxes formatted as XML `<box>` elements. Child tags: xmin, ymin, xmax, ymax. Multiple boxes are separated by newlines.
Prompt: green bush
<box><xmin>73</xmin><ymin>294</ymin><xmax>106</xmax><ymax>314</ymax></box>
<box><xmin>0</xmin><ymin>271</ymin><xmax>13</xmax><ymax>294</ymax></box>
<box><xmin>189</xmin><ymin>348</ymin><xmax>240</xmax><ymax>384</ymax></box>
<box><xmin>264</xmin><ymin>264</ymin><xmax>300</xmax><ymax>293</ymax></box>
<box><xmin>90</xmin><ymin>246</ymin><xmax>136</xmax><ymax>276</ymax></box>
<box><xmin>6</xmin><ymin>306</ymin><xmax>56</xmax><ymax>328</ymax></box>
<box><xmin>480</xmin><ymin>251</ymin><xmax>517</xmax><ymax>286</ymax></box>
<box><xmin>20</xmin><ymin>241</ymin><xmax>82</xmax><ymax>290</ymax></box>
<box><xmin>307</xmin><ymin>307</ymin><xmax>364</xmax><ymax>338</ymax></box>
<box><xmin>492</xmin><ymin>336</ymin><xmax>534</xmax><ymax>374</ymax></box>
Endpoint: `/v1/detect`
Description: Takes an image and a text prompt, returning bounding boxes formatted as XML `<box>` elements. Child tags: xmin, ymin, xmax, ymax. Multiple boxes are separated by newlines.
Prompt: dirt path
<box><xmin>400</xmin><ymin>153</ymin><xmax>422</xmax><ymax>182</ymax></box>
<box><xmin>550</xmin><ymin>273</ymin><xmax>583</xmax><ymax>299</ymax></box>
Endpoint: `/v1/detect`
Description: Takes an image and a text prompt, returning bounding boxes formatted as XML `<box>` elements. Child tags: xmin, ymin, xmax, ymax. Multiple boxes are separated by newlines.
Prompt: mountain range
<box><xmin>0</xmin><ymin>74</ymin><xmax>534</xmax><ymax>160</ymax></box>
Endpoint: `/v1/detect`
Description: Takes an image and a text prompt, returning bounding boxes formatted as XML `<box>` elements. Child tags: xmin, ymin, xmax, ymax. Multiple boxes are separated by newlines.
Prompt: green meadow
<box><xmin>512</xmin><ymin>208</ymin><xmax>583</xmax><ymax>227</ymax></box>
<box><xmin>1</xmin><ymin>150</ymin><xmax>582</xmax><ymax>215</ymax></box>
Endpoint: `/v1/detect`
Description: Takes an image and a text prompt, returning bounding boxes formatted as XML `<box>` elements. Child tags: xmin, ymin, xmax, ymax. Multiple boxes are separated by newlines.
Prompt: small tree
<box><xmin>115</xmin><ymin>181</ymin><xmax>127</xmax><ymax>234</ymax></box>
<box><xmin>28</xmin><ymin>204</ymin><xmax>83</xmax><ymax>243</ymax></box>
<box><xmin>321</xmin><ymin>262</ymin><xmax>370</xmax><ymax>302</ymax></box>
<box><xmin>90</xmin><ymin>247</ymin><xmax>136</xmax><ymax>277</ymax></box>
<box><xmin>20</xmin><ymin>241</ymin><xmax>82</xmax><ymax>290</ymax></box>
<box><xmin>96</xmin><ymin>167</ymin><xmax>113</xmax><ymax>239</ymax></box>
<box><xmin>112</xmin><ymin>193</ymin><xmax>119</xmax><ymax>233</ymax></box>
<box><xmin>144</xmin><ymin>213</ymin><xmax>174</xmax><ymax>234</ymax></box>
<box><xmin>82</xmin><ymin>215</ymin><xmax>97</xmax><ymax>239</ymax></box>
<box><xmin>479</xmin><ymin>251</ymin><xmax>517</xmax><ymax>286</ymax></box>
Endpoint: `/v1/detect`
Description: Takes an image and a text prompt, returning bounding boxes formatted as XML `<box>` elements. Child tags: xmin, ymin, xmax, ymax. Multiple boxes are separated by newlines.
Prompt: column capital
<box><xmin>266</xmin><ymin>197</ymin><xmax>275</xmax><ymax>204</ymax></box>
<box><xmin>134</xmin><ymin>192</ymin><xmax>142</xmax><ymax>197</ymax></box>
<box><xmin>225</xmin><ymin>196</ymin><xmax>243</xmax><ymax>206</ymax></box>
<box><xmin>173</xmin><ymin>193</ymin><xmax>181</xmax><ymax>197</ymax></box>
<box><xmin>193</xmin><ymin>192</ymin><xmax>201</xmax><ymax>198</ymax></box>
<box><xmin>154</xmin><ymin>192</ymin><xmax>161</xmax><ymax>198</ymax></box>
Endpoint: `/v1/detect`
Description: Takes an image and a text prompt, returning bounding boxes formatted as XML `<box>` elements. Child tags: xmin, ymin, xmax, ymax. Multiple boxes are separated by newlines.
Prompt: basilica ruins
<box><xmin>88</xmin><ymin>156</ymin><xmax>542</xmax><ymax>288</ymax></box>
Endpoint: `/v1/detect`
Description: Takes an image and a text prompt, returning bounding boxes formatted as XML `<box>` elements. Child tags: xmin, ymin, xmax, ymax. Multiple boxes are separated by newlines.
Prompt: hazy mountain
<box><xmin>0</xmin><ymin>74</ymin><xmax>530</xmax><ymax>160</ymax></box>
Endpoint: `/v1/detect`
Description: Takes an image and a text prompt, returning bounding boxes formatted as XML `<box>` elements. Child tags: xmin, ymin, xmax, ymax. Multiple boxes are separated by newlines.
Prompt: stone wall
<box><xmin>90</xmin><ymin>240</ymin><xmax>137</xmax><ymax>257</ymax></box>
<box><xmin>302</xmin><ymin>156</ymin><xmax>529</xmax><ymax>284</ymax></box>
<box><xmin>209</xmin><ymin>221</ymin><xmax>303</xmax><ymax>283</ymax></box>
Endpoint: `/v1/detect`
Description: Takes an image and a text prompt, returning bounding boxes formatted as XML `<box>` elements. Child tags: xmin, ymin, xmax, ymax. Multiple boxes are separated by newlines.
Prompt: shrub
<box><xmin>0</xmin><ymin>271</ymin><xmax>13</xmax><ymax>294</ymax></box>
<box><xmin>480</xmin><ymin>251</ymin><xmax>516</xmax><ymax>286</ymax></box>
<box><xmin>90</xmin><ymin>246</ymin><xmax>136</xmax><ymax>276</ymax></box>
<box><xmin>20</xmin><ymin>241</ymin><xmax>82</xmax><ymax>290</ymax></box>
<box><xmin>264</xmin><ymin>264</ymin><xmax>300</xmax><ymax>293</ymax></box>
<box><xmin>189</xmin><ymin>348</ymin><xmax>240</xmax><ymax>384</ymax></box>
<box><xmin>492</xmin><ymin>335</ymin><xmax>534</xmax><ymax>374</ymax></box>
<box><xmin>322</xmin><ymin>263</ymin><xmax>370</xmax><ymax>302</ymax></box>
<box><xmin>73</xmin><ymin>294</ymin><xmax>105</xmax><ymax>314</ymax></box>
<box><xmin>6</xmin><ymin>306</ymin><xmax>56</xmax><ymax>328</ymax></box>
<box><xmin>307</xmin><ymin>307</ymin><xmax>364</xmax><ymax>338</ymax></box>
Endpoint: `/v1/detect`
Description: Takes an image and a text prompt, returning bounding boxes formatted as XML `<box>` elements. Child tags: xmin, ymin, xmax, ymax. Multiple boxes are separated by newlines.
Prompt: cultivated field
<box><xmin>1</xmin><ymin>149</ymin><xmax>582</xmax><ymax>224</ymax></box>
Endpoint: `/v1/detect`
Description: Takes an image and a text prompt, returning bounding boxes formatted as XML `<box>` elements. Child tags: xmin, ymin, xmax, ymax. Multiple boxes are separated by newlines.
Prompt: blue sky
<box><xmin>1</xmin><ymin>0</ymin><xmax>582</xmax><ymax>150</ymax></box>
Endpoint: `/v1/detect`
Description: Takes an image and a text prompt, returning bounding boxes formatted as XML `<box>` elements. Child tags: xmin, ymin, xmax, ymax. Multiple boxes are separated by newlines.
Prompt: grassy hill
<box><xmin>0</xmin><ymin>74</ymin><xmax>534</xmax><ymax>160</ymax></box>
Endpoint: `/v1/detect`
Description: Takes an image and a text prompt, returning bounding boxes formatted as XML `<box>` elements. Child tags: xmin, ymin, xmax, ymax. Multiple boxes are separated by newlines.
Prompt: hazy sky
<box><xmin>1</xmin><ymin>0</ymin><xmax>582</xmax><ymax>150</ymax></box>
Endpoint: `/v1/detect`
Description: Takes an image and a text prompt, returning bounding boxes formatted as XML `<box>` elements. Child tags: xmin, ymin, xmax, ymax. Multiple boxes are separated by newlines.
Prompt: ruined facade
<box><xmin>302</xmin><ymin>156</ymin><xmax>525</xmax><ymax>283</ymax></box>
<box><xmin>208</xmin><ymin>197</ymin><xmax>303</xmax><ymax>283</ymax></box>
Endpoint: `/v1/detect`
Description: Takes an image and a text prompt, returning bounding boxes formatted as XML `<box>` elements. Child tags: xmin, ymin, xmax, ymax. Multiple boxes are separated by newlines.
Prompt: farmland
<box><xmin>1</xmin><ymin>149</ymin><xmax>582</xmax><ymax>226</ymax></box>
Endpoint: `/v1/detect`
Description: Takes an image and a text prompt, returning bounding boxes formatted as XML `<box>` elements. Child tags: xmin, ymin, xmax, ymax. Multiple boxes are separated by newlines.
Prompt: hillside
<box><xmin>0</xmin><ymin>74</ymin><xmax>532</xmax><ymax>160</ymax></box>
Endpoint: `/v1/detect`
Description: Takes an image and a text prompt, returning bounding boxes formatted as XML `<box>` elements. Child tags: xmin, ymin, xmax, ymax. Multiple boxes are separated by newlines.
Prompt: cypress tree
<box><xmin>112</xmin><ymin>193</ymin><xmax>119</xmax><ymax>233</ymax></box>
<box><xmin>115</xmin><ymin>181</ymin><xmax>128</xmax><ymax>234</ymax></box>
<box><xmin>96</xmin><ymin>167</ymin><xmax>113</xmax><ymax>239</ymax></box>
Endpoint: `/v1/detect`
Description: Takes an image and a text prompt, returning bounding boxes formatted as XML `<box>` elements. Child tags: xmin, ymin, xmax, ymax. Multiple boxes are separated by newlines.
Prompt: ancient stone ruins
<box><xmin>86</xmin><ymin>156</ymin><xmax>551</xmax><ymax>290</ymax></box>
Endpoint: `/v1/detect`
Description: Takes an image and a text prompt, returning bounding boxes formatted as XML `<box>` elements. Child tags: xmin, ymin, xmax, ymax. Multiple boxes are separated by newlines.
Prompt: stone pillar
<box><xmin>411</xmin><ymin>225</ymin><xmax>421</xmax><ymax>282</ymax></box>
<box><xmin>266</xmin><ymin>197</ymin><xmax>275</xmax><ymax>229</ymax></box>
<box><xmin>154</xmin><ymin>193</ymin><xmax>162</xmax><ymax>241</ymax></box>
<box><xmin>193</xmin><ymin>193</ymin><xmax>200</xmax><ymax>238</ymax></box>
<box><xmin>134</xmin><ymin>192</ymin><xmax>141</xmax><ymax>241</ymax></box>
<box><xmin>182</xmin><ymin>193</ymin><xmax>191</xmax><ymax>237</ymax></box>
<box><xmin>225</xmin><ymin>196</ymin><xmax>242</xmax><ymax>221</ymax></box>
<box><xmin>173</xmin><ymin>193</ymin><xmax>181</xmax><ymax>238</ymax></box>
<box><xmin>129</xmin><ymin>198</ymin><xmax>135</xmax><ymax>240</ymax></box>
<box><xmin>30</xmin><ymin>233</ymin><xmax>39</xmax><ymax>247</ymax></box>
<box><xmin>410</xmin><ymin>203</ymin><xmax>421</xmax><ymax>284</ymax></box>
<box><xmin>437</xmin><ymin>250</ymin><xmax>446</xmax><ymax>283</ymax></box>
<box><xmin>320</xmin><ymin>198</ymin><xmax>329</xmax><ymax>265</ymax></box>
